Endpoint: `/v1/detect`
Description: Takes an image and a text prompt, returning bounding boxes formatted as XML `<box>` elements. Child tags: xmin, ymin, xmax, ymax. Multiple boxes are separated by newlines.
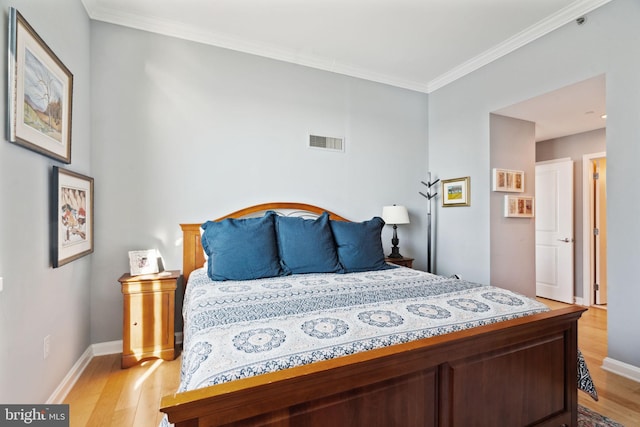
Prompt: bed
<box><xmin>160</xmin><ymin>202</ymin><xmax>587</xmax><ymax>427</ymax></box>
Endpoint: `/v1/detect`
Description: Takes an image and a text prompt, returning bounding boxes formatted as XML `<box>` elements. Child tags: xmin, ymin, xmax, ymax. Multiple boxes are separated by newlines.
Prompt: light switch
<box><xmin>0</xmin><ymin>277</ymin><xmax>3</xmax><ymax>292</ymax></box>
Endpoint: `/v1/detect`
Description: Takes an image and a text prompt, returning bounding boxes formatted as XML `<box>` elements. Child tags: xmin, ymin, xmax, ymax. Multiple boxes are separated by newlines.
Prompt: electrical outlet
<box><xmin>43</xmin><ymin>335</ymin><xmax>51</xmax><ymax>360</ymax></box>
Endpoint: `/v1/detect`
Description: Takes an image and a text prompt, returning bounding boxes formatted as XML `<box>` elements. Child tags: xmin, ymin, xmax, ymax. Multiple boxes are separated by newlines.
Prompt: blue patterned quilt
<box><xmin>177</xmin><ymin>267</ymin><xmax>550</xmax><ymax>392</ymax></box>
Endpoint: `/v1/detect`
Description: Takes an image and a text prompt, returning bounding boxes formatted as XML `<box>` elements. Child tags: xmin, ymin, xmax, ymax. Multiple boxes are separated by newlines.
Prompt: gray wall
<box><xmin>429</xmin><ymin>0</ymin><xmax>640</xmax><ymax>369</ymax></box>
<box><xmin>89</xmin><ymin>22</ymin><xmax>429</xmax><ymax>344</ymax></box>
<box><xmin>0</xmin><ymin>0</ymin><xmax>91</xmax><ymax>402</ymax></box>
<box><xmin>489</xmin><ymin>114</ymin><xmax>536</xmax><ymax>297</ymax></box>
<box><xmin>536</xmin><ymin>128</ymin><xmax>606</xmax><ymax>299</ymax></box>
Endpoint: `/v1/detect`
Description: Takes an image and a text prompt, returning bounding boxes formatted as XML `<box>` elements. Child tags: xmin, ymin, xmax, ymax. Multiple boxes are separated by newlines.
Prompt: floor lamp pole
<box><xmin>420</xmin><ymin>173</ymin><xmax>439</xmax><ymax>273</ymax></box>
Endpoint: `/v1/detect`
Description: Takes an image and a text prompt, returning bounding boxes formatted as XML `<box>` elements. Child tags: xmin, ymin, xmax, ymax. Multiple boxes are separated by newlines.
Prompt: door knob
<box><xmin>557</xmin><ymin>238</ymin><xmax>572</xmax><ymax>242</ymax></box>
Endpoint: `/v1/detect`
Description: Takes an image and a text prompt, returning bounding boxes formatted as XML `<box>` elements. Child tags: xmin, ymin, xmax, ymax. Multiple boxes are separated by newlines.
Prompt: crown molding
<box><xmin>426</xmin><ymin>0</ymin><xmax>613</xmax><ymax>92</ymax></box>
<box><xmin>81</xmin><ymin>0</ymin><xmax>430</xmax><ymax>93</ymax></box>
<box><xmin>82</xmin><ymin>0</ymin><xmax>610</xmax><ymax>94</ymax></box>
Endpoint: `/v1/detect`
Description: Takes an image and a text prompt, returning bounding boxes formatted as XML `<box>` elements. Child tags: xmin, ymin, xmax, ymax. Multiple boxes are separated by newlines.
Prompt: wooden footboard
<box><xmin>161</xmin><ymin>305</ymin><xmax>585</xmax><ymax>427</ymax></box>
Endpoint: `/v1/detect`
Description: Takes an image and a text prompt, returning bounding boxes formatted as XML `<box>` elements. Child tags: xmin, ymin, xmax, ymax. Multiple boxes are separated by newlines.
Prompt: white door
<box><xmin>535</xmin><ymin>159</ymin><xmax>574</xmax><ymax>303</ymax></box>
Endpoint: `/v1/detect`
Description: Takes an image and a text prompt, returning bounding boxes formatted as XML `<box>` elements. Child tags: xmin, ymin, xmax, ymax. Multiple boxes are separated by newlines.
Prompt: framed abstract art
<box><xmin>504</xmin><ymin>195</ymin><xmax>535</xmax><ymax>218</ymax></box>
<box><xmin>492</xmin><ymin>168</ymin><xmax>524</xmax><ymax>192</ymax></box>
<box><xmin>51</xmin><ymin>166</ymin><xmax>94</xmax><ymax>267</ymax></box>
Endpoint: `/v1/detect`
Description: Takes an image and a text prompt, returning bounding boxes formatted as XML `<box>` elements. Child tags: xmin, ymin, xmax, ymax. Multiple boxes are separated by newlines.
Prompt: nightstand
<box><xmin>118</xmin><ymin>270</ymin><xmax>179</xmax><ymax>368</ymax></box>
<box><xmin>385</xmin><ymin>257</ymin><xmax>414</xmax><ymax>268</ymax></box>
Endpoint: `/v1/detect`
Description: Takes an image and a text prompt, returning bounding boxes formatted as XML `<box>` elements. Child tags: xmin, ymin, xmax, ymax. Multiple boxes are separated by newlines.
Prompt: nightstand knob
<box><xmin>133</xmin><ymin>322</ymin><xmax>138</xmax><ymax>326</ymax></box>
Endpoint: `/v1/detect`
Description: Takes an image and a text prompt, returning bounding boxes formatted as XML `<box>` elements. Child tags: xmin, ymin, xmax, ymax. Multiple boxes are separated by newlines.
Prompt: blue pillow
<box><xmin>275</xmin><ymin>212</ymin><xmax>343</xmax><ymax>274</ymax></box>
<box><xmin>329</xmin><ymin>217</ymin><xmax>394</xmax><ymax>273</ymax></box>
<box><xmin>201</xmin><ymin>212</ymin><xmax>283</xmax><ymax>281</ymax></box>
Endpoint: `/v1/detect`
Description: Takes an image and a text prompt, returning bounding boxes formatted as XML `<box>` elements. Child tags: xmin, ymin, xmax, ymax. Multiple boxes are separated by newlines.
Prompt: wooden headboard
<box><xmin>180</xmin><ymin>202</ymin><xmax>348</xmax><ymax>282</ymax></box>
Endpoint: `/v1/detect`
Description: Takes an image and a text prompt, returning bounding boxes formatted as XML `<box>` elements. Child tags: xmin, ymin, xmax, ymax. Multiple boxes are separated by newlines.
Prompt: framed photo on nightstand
<box><xmin>128</xmin><ymin>249</ymin><xmax>160</xmax><ymax>276</ymax></box>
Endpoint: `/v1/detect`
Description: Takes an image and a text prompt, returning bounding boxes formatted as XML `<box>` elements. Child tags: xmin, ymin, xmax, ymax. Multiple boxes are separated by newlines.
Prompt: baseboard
<box><xmin>574</xmin><ymin>296</ymin><xmax>584</xmax><ymax>306</ymax></box>
<box><xmin>46</xmin><ymin>346</ymin><xmax>93</xmax><ymax>404</ymax></box>
<box><xmin>46</xmin><ymin>340</ymin><xmax>122</xmax><ymax>404</ymax></box>
<box><xmin>602</xmin><ymin>357</ymin><xmax>640</xmax><ymax>383</ymax></box>
<box><xmin>47</xmin><ymin>334</ymin><xmax>182</xmax><ymax>403</ymax></box>
<box><xmin>92</xmin><ymin>340</ymin><xmax>123</xmax><ymax>356</ymax></box>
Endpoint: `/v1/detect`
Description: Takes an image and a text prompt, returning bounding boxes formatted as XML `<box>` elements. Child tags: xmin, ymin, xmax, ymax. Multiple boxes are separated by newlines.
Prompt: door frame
<box><xmin>582</xmin><ymin>151</ymin><xmax>606</xmax><ymax>307</ymax></box>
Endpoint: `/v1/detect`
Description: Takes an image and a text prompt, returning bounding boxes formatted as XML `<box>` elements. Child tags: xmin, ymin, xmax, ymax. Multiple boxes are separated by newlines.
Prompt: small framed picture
<box><xmin>7</xmin><ymin>8</ymin><xmax>73</xmax><ymax>163</ymax></box>
<box><xmin>129</xmin><ymin>249</ymin><xmax>160</xmax><ymax>276</ymax></box>
<box><xmin>492</xmin><ymin>168</ymin><xmax>524</xmax><ymax>192</ymax></box>
<box><xmin>442</xmin><ymin>176</ymin><xmax>470</xmax><ymax>207</ymax></box>
<box><xmin>504</xmin><ymin>195</ymin><xmax>535</xmax><ymax>218</ymax></box>
<box><xmin>51</xmin><ymin>167</ymin><xmax>94</xmax><ymax>267</ymax></box>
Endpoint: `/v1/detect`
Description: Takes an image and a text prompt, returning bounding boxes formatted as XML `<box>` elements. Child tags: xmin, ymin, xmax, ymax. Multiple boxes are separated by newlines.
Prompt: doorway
<box><xmin>582</xmin><ymin>152</ymin><xmax>607</xmax><ymax>307</ymax></box>
<box><xmin>491</xmin><ymin>75</ymin><xmax>607</xmax><ymax>306</ymax></box>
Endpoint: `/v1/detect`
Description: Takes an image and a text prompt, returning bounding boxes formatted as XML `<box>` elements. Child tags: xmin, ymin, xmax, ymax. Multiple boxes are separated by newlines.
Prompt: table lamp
<box><xmin>382</xmin><ymin>205</ymin><xmax>410</xmax><ymax>258</ymax></box>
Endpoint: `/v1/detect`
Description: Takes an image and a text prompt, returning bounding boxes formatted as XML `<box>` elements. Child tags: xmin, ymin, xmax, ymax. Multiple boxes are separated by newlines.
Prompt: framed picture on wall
<box><xmin>492</xmin><ymin>168</ymin><xmax>524</xmax><ymax>192</ymax></box>
<box><xmin>51</xmin><ymin>167</ymin><xmax>94</xmax><ymax>267</ymax></box>
<box><xmin>7</xmin><ymin>8</ymin><xmax>73</xmax><ymax>163</ymax></box>
<box><xmin>442</xmin><ymin>176</ymin><xmax>470</xmax><ymax>207</ymax></box>
<box><xmin>504</xmin><ymin>195</ymin><xmax>535</xmax><ymax>218</ymax></box>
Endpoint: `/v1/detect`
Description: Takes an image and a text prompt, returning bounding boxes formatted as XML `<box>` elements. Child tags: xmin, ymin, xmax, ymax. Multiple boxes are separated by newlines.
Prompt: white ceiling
<box><xmin>496</xmin><ymin>74</ymin><xmax>606</xmax><ymax>142</ymax></box>
<box><xmin>81</xmin><ymin>0</ymin><xmax>609</xmax><ymax>140</ymax></box>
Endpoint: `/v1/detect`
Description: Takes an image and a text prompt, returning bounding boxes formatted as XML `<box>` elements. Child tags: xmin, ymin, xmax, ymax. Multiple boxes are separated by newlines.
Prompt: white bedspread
<box><xmin>178</xmin><ymin>266</ymin><xmax>549</xmax><ymax>392</ymax></box>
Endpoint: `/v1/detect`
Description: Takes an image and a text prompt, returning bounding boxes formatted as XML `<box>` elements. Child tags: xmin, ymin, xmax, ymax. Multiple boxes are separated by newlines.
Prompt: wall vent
<box><xmin>309</xmin><ymin>134</ymin><xmax>344</xmax><ymax>152</ymax></box>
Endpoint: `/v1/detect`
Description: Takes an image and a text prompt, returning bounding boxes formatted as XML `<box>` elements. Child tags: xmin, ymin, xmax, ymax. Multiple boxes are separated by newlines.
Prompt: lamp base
<box><xmin>387</xmin><ymin>246</ymin><xmax>403</xmax><ymax>259</ymax></box>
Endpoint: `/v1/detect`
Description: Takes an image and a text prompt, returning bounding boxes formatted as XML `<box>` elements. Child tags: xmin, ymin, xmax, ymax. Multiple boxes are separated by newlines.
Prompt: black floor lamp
<box><xmin>419</xmin><ymin>173</ymin><xmax>438</xmax><ymax>273</ymax></box>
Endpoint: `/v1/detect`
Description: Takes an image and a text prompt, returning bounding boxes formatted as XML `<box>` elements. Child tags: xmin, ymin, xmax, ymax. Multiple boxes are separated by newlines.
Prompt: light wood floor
<box><xmin>63</xmin><ymin>352</ymin><xmax>181</xmax><ymax>426</ymax></box>
<box><xmin>64</xmin><ymin>300</ymin><xmax>640</xmax><ymax>427</ymax></box>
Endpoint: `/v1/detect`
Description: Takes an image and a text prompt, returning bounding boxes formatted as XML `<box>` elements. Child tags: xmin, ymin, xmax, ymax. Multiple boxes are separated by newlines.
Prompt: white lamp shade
<box><xmin>382</xmin><ymin>205</ymin><xmax>410</xmax><ymax>225</ymax></box>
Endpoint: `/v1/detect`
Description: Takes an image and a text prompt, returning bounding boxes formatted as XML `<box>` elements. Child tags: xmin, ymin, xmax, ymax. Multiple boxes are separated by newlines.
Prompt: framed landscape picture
<box><xmin>492</xmin><ymin>168</ymin><xmax>524</xmax><ymax>192</ymax></box>
<box><xmin>7</xmin><ymin>8</ymin><xmax>73</xmax><ymax>163</ymax></box>
<box><xmin>52</xmin><ymin>167</ymin><xmax>94</xmax><ymax>267</ymax></box>
<box><xmin>442</xmin><ymin>176</ymin><xmax>470</xmax><ymax>207</ymax></box>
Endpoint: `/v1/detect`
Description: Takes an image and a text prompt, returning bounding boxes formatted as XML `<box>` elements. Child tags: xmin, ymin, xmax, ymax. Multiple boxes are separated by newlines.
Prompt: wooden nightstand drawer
<box><xmin>118</xmin><ymin>270</ymin><xmax>179</xmax><ymax>368</ymax></box>
<box><xmin>385</xmin><ymin>257</ymin><xmax>414</xmax><ymax>268</ymax></box>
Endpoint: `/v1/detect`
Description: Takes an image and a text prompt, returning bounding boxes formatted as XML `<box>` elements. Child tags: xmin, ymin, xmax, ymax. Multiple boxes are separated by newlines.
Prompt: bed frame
<box><xmin>161</xmin><ymin>202</ymin><xmax>586</xmax><ymax>427</ymax></box>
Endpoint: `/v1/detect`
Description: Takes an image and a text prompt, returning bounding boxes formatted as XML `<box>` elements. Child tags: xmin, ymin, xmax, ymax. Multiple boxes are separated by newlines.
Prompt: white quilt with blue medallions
<box><xmin>178</xmin><ymin>266</ymin><xmax>549</xmax><ymax>392</ymax></box>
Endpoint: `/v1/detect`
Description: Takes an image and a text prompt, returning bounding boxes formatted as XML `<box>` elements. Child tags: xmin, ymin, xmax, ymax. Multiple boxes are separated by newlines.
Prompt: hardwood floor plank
<box><xmin>114</xmin><ymin>362</ymin><xmax>146</xmax><ymax>412</ymax></box>
<box><xmin>84</xmin><ymin>358</ymin><xmax>128</xmax><ymax>426</ymax></box>
<box><xmin>133</xmin><ymin>360</ymin><xmax>167</xmax><ymax>426</ymax></box>
<box><xmin>111</xmin><ymin>408</ymin><xmax>136</xmax><ymax>427</ymax></box>
<box><xmin>65</xmin><ymin>354</ymin><xmax>120</xmax><ymax>426</ymax></box>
